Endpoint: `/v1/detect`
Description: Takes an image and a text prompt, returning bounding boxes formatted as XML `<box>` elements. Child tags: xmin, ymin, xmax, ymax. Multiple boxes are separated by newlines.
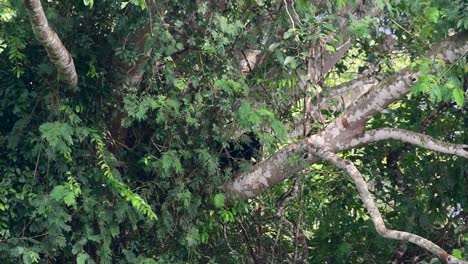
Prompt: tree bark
<box><xmin>222</xmin><ymin>33</ymin><xmax>468</xmax><ymax>201</ymax></box>
<box><xmin>23</xmin><ymin>0</ymin><xmax>77</xmax><ymax>86</ymax></box>
<box><xmin>222</xmin><ymin>32</ymin><xmax>467</xmax><ymax>263</ymax></box>
<box><xmin>311</xmin><ymin>148</ymin><xmax>467</xmax><ymax>264</ymax></box>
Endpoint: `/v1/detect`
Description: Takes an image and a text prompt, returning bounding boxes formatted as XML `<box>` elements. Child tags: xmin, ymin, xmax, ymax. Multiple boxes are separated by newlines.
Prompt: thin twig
<box><xmin>223</xmin><ymin>224</ymin><xmax>241</xmax><ymax>260</ymax></box>
<box><xmin>283</xmin><ymin>0</ymin><xmax>295</xmax><ymax>29</ymax></box>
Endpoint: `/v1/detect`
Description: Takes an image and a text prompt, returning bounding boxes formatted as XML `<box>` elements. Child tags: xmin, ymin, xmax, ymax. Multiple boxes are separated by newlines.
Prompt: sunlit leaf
<box><xmin>214</xmin><ymin>193</ymin><xmax>225</xmax><ymax>208</ymax></box>
<box><xmin>452</xmin><ymin>88</ymin><xmax>464</xmax><ymax>107</ymax></box>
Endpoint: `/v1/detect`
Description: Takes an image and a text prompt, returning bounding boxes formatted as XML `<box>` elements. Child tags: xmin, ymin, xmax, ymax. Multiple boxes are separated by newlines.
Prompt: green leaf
<box><xmin>451</xmin><ymin>249</ymin><xmax>462</xmax><ymax>259</ymax></box>
<box><xmin>271</xmin><ymin>120</ymin><xmax>287</xmax><ymax>139</ymax></box>
<box><xmin>161</xmin><ymin>150</ymin><xmax>183</xmax><ymax>175</ymax></box>
<box><xmin>186</xmin><ymin>227</ymin><xmax>200</xmax><ymax>246</ymax></box>
<box><xmin>175</xmin><ymin>79</ymin><xmax>188</xmax><ymax>91</ymax></box>
<box><xmin>425</xmin><ymin>7</ymin><xmax>440</xmax><ymax>23</ymax></box>
<box><xmin>227</xmin><ymin>79</ymin><xmax>241</xmax><ymax>92</ymax></box>
<box><xmin>452</xmin><ymin>88</ymin><xmax>464</xmax><ymax>107</ymax></box>
<box><xmin>39</xmin><ymin>122</ymin><xmax>74</xmax><ymax>161</ymax></box>
<box><xmin>283</xmin><ymin>29</ymin><xmax>295</xmax><ymax>39</ymax></box>
<box><xmin>217</xmin><ymin>15</ymin><xmax>229</xmax><ymax>33</ymax></box>
<box><xmin>412</xmin><ymin>81</ymin><xmax>429</xmax><ymax>94</ymax></box>
<box><xmin>238</xmin><ymin>100</ymin><xmax>257</xmax><ymax>127</ymax></box>
<box><xmin>50</xmin><ymin>185</ymin><xmax>67</xmax><ymax>201</ymax></box>
<box><xmin>268</xmin><ymin>42</ymin><xmax>281</xmax><ymax>51</ymax></box>
<box><xmin>375</xmin><ymin>0</ymin><xmax>385</xmax><ymax>9</ymax></box>
<box><xmin>83</xmin><ymin>0</ymin><xmax>94</xmax><ymax>8</ymax></box>
<box><xmin>50</xmin><ymin>184</ymin><xmax>77</xmax><ymax>207</ymax></box>
<box><xmin>219</xmin><ymin>210</ymin><xmax>235</xmax><ymax>223</ymax></box>
<box><xmin>28</xmin><ymin>250</ymin><xmax>40</xmax><ymax>264</ymax></box>
<box><xmin>336</xmin><ymin>0</ymin><xmax>346</xmax><ymax>8</ymax></box>
<box><xmin>63</xmin><ymin>191</ymin><xmax>76</xmax><ymax>207</ymax></box>
<box><xmin>350</xmin><ymin>17</ymin><xmax>372</xmax><ymax>37</ymax></box>
<box><xmin>257</xmin><ymin>108</ymin><xmax>273</xmax><ymax>117</ymax></box>
<box><xmin>284</xmin><ymin>56</ymin><xmax>296</xmax><ymax>67</ymax></box>
<box><xmin>177</xmin><ymin>191</ymin><xmax>192</xmax><ymax>208</ymax></box>
<box><xmin>430</xmin><ymin>84</ymin><xmax>442</xmax><ymax>102</ymax></box>
<box><xmin>214</xmin><ymin>193</ymin><xmax>225</xmax><ymax>208</ymax></box>
<box><xmin>418</xmin><ymin>62</ymin><xmax>430</xmax><ymax>75</ymax></box>
<box><xmin>325</xmin><ymin>45</ymin><xmax>336</xmax><ymax>53</ymax></box>
<box><xmin>77</xmin><ymin>252</ymin><xmax>90</xmax><ymax>264</ymax></box>
<box><xmin>129</xmin><ymin>0</ymin><xmax>147</xmax><ymax>9</ymax></box>
<box><xmin>444</xmin><ymin>78</ymin><xmax>459</xmax><ymax>90</ymax></box>
<box><xmin>109</xmin><ymin>222</ymin><xmax>120</xmax><ymax>237</ymax></box>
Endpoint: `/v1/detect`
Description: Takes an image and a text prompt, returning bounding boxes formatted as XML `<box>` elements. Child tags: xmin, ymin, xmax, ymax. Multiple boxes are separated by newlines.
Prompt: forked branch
<box><xmin>310</xmin><ymin>147</ymin><xmax>467</xmax><ymax>264</ymax></box>
<box><xmin>23</xmin><ymin>0</ymin><xmax>77</xmax><ymax>86</ymax></box>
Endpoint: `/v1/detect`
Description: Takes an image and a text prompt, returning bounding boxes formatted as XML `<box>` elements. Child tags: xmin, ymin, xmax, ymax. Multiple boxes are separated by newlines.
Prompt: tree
<box><xmin>0</xmin><ymin>0</ymin><xmax>466</xmax><ymax>263</ymax></box>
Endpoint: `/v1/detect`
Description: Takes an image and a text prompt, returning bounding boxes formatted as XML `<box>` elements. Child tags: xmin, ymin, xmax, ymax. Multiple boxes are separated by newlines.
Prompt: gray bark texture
<box><xmin>23</xmin><ymin>0</ymin><xmax>78</xmax><ymax>86</ymax></box>
<box><xmin>221</xmin><ymin>33</ymin><xmax>468</xmax><ymax>263</ymax></box>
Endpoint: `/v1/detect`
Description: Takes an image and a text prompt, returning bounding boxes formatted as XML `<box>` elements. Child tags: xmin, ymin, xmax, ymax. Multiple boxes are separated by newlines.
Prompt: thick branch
<box><xmin>346</xmin><ymin>128</ymin><xmax>468</xmax><ymax>158</ymax></box>
<box><xmin>288</xmin><ymin>75</ymin><xmax>379</xmax><ymax>139</ymax></box>
<box><xmin>222</xmin><ymin>142</ymin><xmax>316</xmax><ymax>200</ymax></box>
<box><xmin>223</xmin><ymin>33</ymin><xmax>468</xmax><ymax>200</ymax></box>
<box><xmin>310</xmin><ymin>148</ymin><xmax>467</xmax><ymax>264</ymax></box>
<box><xmin>319</xmin><ymin>33</ymin><xmax>468</xmax><ymax>150</ymax></box>
<box><xmin>23</xmin><ymin>0</ymin><xmax>77</xmax><ymax>86</ymax></box>
<box><xmin>311</xmin><ymin>75</ymin><xmax>379</xmax><ymax>120</ymax></box>
<box><xmin>343</xmin><ymin>34</ymin><xmax>467</xmax><ymax>123</ymax></box>
<box><xmin>305</xmin><ymin>38</ymin><xmax>352</xmax><ymax>82</ymax></box>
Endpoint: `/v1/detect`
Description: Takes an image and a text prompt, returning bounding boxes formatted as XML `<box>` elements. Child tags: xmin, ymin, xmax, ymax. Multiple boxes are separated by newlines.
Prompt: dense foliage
<box><xmin>0</xmin><ymin>0</ymin><xmax>466</xmax><ymax>263</ymax></box>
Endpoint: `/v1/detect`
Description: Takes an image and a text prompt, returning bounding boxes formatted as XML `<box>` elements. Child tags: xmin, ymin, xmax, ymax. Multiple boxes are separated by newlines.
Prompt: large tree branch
<box><xmin>346</xmin><ymin>128</ymin><xmax>468</xmax><ymax>158</ymax></box>
<box><xmin>288</xmin><ymin>75</ymin><xmax>379</xmax><ymax>138</ymax></box>
<box><xmin>23</xmin><ymin>0</ymin><xmax>77</xmax><ymax>86</ymax></box>
<box><xmin>318</xmin><ymin>33</ymin><xmax>468</xmax><ymax>150</ymax></box>
<box><xmin>311</xmin><ymin>75</ymin><xmax>379</xmax><ymax>119</ymax></box>
<box><xmin>222</xmin><ymin>33</ymin><xmax>468</xmax><ymax>201</ymax></box>
<box><xmin>310</xmin><ymin>148</ymin><xmax>467</xmax><ymax>264</ymax></box>
<box><xmin>222</xmin><ymin>142</ymin><xmax>317</xmax><ymax>200</ymax></box>
<box><xmin>222</xmin><ymin>35</ymin><xmax>467</xmax><ymax>262</ymax></box>
<box><xmin>342</xmin><ymin>35</ymin><xmax>467</xmax><ymax>123</ymax></box>
<box><xmin>306</xmin><ymin>37</ymin><xmax>352</xmax><ymax>81</ymax></box>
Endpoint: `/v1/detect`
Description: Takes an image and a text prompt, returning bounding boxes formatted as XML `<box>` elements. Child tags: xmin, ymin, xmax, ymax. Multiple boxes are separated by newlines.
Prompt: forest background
<box><xmin>0</xmin><ymin>0</ymin><xmax>467</xmax><ymax>263</ymax></box>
